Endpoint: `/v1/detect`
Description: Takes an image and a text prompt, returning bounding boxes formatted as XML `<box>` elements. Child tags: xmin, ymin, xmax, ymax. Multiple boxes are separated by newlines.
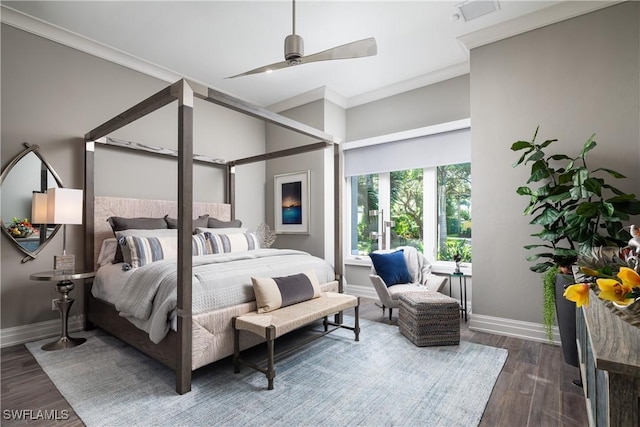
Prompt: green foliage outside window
<box><xmin>352</xmin><ymin>163</ymin><xmax>472</xmax><ymax>262</ymax></box>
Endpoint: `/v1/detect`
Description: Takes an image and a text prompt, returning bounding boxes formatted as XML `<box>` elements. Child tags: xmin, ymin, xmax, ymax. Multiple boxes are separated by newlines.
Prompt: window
<box><xmin>344</xmin><ymin>121</ymin><xmax>471</xmax><ymax>266</ymax></box>
<box><xmin>348</xmin><ymin>163</ymin><xmax>471</xmax><ymax>263</ymax></box>
<box><xmin>437</xmin><ymin>164</ymin><xmax>472</xmax><ymax>262</ymax></box>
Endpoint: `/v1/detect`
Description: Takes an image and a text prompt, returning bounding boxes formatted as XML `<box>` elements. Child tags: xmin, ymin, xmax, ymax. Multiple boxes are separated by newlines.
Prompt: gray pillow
<box><xmin>208</xmin><ymin>217</ymin><xmax>242</xmax><ymax>228</ymax></box>
<box><xmin>164</xmin><ymin>214</ymin><xmax>209</xmax><ymax>231</ymax></box>
<box><xmin>107</xmin><ymin>216</ymin><xmax>168</xmax><ymax>263</ymax></box>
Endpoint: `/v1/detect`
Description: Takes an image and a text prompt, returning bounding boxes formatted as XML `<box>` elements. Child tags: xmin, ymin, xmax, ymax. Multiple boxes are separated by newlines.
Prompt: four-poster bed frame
<box><xmin>83</xmin><ymin>79</ymin><xmax>344</xmax><ymax>394</ymax></box>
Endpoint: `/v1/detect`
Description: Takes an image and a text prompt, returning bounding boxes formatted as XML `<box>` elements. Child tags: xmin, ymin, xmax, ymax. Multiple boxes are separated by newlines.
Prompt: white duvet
<box><xmin>92</xmin><ymin>249</ymin><xmax>335</xmax><ymax>343</ymax></box>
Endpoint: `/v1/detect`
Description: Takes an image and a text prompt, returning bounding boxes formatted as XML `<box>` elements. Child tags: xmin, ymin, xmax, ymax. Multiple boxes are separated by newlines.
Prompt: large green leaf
<box><xmin>593</xmin><ymin>167</ymin><xmax>626</xmax><ymax>179</ymax></box>
<box><xmin>516</xmin><ymin>186</ymin><xmax>533</xmax><ymax>196</ymax></box>
<box><xmin>526</xmin><ymin>150</ymin><xmax>545</xmax><ymax>163</ymax></box>
<box><xmin>576</xmin><ymin>202</ymin><xmax>600</xmax><ymax>218</ymax></box>
<box><xmin>538</xmin><ymin>139</ymin><xmax>558</xmax><ymax>149</ymax></box>
<box><xmin>531</xmin><ymin>207</ymin><xmax>562</xmax><ymax>225</ymax></box>
<box><xmin>548</xmin><ymin>154</ymin><xmax>571</xmax><ymax>161</ymax></box>
<box><xmin>528</xmin><ymin>160</ymin><xmax>551</xmax><ymax>183</ymax></box>
<box><xmin>530</xmin><ymin>262</ymin><xmax>554</xmax><ymax>273</ymax></box>
<box><xmin>583</xmin><ymin>177</ymin><xmax>602</xmax><ymax>196</ymax></box>
<box><xmin>580</xmin><ymin>134</ymin><xmax>597</xmax><ymax>157</ymax></box>
<box><xmin>526</xmin><ymin>253</ymin><xmax>554</xmax><ymax>261</ymax></box>
<box><xmin>511</xmin><ymin>141</ymin><xmax>533</xmax><ymax>151</ymax></box>
<box><xmin>523</xmin><ymin>244</ymin><xmax>553</xmax><ymax>249</ymax></box>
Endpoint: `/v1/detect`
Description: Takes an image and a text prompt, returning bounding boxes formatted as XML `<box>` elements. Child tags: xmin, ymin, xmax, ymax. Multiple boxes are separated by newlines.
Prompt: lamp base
<box><xmin>54</xmin><ymin>254</ymin><xmax>75</xmax><ymax>273</ymax></box>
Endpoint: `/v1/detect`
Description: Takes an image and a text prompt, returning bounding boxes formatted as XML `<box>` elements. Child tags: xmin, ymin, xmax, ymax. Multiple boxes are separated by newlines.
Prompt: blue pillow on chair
<box><xmin>370</xmin><ymin>249</ymin><xmax>412</xmax><ymax>287</ymax></box>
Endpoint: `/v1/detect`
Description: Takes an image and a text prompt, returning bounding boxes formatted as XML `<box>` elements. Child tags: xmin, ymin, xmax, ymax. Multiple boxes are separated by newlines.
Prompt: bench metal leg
<box><xmin>354</xmin><ymin>301</ymin><xmax>360</xmax><ymax>342</ymax></box>
<box><xmin>266</xmin><ymin>325</ymin><xmax>276</xmax><ymax>390</ymax></box>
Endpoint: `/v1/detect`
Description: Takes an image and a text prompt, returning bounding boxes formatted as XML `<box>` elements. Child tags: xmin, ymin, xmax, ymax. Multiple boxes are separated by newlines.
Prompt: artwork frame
<box><xmin>274</xmin><ymin>170</ymin><xmax>310</xmax><ymax>234</ymax></box>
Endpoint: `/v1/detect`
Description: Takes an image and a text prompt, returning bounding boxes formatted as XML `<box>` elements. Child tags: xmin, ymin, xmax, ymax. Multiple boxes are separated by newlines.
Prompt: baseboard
<box><xmin>469</xmin><ymin>313</ymin><xmax>560</xmax><ymax>345</ymax></box>
<box><xmin>1</xmin><ymin>315</ymin><xmax>85</xmax><ymax>348</ymax></box>
<box><xmin>345</xmin><ymin>283</ymin><xmax>379</xmax><ymax>300</ymax></box>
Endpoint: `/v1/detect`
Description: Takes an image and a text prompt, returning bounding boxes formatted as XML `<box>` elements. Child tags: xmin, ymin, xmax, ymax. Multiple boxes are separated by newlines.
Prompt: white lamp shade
<box><xmin>31</xmin><ymin>192</ymin><xmax>49</xmax><ymax>224</ymax></box>
<box><xmin>46</xmin><ymin>188</ymin><xmax>83</xmax><ymax>225</ymax></box>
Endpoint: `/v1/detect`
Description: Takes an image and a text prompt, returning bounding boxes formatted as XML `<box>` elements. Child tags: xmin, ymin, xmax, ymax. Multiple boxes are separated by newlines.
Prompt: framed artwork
<box><xmin>274</xmin><ymin>170</ymin><xmax>310</xmax><ymax>234</ymax></box>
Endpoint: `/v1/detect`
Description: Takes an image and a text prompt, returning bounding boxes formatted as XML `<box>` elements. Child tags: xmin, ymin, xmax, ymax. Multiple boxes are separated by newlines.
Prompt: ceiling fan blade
<box><xmin>301</xmin><ymin>37</ymin><xmax>377</xmax><ymax>64</ymax></box>
<box><xmin>226</xmin><ymin>37</ymin><xmax>377</xmax><ymax>79</ymax></box>
<box><xmin>225</xmin><ymin>59</ymin><xmax>290</xmax><ymax>79</ymax></box>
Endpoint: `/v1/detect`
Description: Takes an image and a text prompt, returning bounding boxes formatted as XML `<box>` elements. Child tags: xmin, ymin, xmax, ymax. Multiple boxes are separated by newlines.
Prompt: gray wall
<box><xmin>470</xmin><ymin>2</ymin><xmax>640</xmax><ymax>325</ymax></box>
<box><xmin>1</xmin><ymin>24</ymin><xmax>265</xmax><ymax>329</ymax></box>
<box><xmin>266</xmin><ymin>100</ymin><xmax>328</xmax><ymax>260</ymax></box>
<box><xmin>346</xmin><ymin>74</ymin><xmax>470</xmax><ymax>141</ymax></box>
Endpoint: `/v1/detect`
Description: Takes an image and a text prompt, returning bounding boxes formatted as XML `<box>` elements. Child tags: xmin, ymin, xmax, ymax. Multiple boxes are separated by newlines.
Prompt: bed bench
<box><xmin>232</xmin><ymin>292</ymin><xmax>360</xmax><ymax>390</ymax></box>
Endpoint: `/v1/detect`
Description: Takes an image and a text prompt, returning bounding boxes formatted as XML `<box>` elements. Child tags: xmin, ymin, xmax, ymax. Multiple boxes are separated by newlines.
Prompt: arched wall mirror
<box><xmin>1</xmin><ymin>143</ymin><xmax>63</xmax><ymax>262</ymax></box>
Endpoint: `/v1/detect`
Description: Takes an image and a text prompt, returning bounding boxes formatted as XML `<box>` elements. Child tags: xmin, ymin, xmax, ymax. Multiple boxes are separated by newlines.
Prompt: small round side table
<box><xmin>30</xmin><ymin>270</ymin><xmax>95</xmax><ymax>351</ymax></box>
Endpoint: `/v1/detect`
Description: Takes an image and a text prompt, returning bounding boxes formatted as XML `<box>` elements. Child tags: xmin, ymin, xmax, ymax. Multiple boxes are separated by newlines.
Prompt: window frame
<box><xmin>343</xmin><ymin>119</ymin><xmax>471</xmax><ymax>273</ymax></box>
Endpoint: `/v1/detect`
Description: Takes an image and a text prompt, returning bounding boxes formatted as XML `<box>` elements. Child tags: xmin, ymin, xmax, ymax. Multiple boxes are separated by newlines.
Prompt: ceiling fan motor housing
<box><xmin>285</xmin><ymin>34</ymin><xmax>303</xmax><ymax>65</ymax></box>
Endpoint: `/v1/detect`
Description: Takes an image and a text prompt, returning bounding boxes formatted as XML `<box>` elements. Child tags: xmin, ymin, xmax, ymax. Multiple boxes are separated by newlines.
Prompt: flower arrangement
<box><xmin>564</xmin><ymin>232</ymin><xmax>640</xmax><ymax>308</ymax></box>
<box><xmin>7</xmin><ymin>217</ymin><xmax>36</xmax><ymax>238</ymax></box>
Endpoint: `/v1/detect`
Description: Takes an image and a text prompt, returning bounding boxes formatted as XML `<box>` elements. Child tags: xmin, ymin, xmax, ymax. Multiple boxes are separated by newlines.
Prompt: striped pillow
<box><xmin>125</xmin><ymin>235</ymin><xmax>178</xmax><ymax>268</ymax></box>
<box><xmin>205</xmin><ymin>232</ymin><xmax>260</xmax><ymax>254</ymax></box>
<box><xmin>191</xmin><ymin>233</ymin><xmax>210</xmax><ymax>256</ymax></box>
<box><xmin>123</xmin><ymin>233</ymin><xmax>213</xmax><ymax>269</ymax></box>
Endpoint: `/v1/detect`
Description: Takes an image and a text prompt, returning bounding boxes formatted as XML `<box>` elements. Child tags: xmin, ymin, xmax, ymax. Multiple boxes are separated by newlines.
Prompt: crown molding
<box><xmin>268</xmin><ymin>86</ymin><xmax>348</xmax><ymax>113</ymax></box>
<box><xmin>457</xmin><ymin>0</ymin><xmax>623</xmax><ymax>50</ymax></box>
<box><xmin>347</xmin><ymin>61</ymin><xmax>471</xmax><ymax>108</ymax></box>
<box><xmin>1</xmin><ymin>5</ymin><xmax>183</xmax><ymax>84</ymax></box>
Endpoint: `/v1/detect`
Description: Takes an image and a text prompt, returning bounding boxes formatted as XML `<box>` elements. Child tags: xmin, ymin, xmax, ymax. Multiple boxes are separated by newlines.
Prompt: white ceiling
<box><xmin>1</xmin><ymin>1</ymin><xmax>620</xmax><ymax>108</ymax></box>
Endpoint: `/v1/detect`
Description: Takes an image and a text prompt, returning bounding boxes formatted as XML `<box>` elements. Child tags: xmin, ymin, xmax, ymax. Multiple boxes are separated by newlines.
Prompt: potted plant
<box><xmin>511</xmin><ymin>128</ymin><xmax>640</xmax><ymax>366</ymax></box>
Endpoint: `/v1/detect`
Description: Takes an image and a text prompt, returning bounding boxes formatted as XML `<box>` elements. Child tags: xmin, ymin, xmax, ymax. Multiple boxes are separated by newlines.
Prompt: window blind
<box><xmin>344</xmin><ymin>128</ymin><xmax>471</xmax><ymax>176</ymax></box>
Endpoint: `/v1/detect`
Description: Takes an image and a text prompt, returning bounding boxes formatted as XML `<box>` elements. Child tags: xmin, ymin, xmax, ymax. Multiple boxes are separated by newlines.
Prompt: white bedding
<box><xmin>92</xmin><ymin>248</ymin><xmax>335</xmax><ymax>343</ymax></box>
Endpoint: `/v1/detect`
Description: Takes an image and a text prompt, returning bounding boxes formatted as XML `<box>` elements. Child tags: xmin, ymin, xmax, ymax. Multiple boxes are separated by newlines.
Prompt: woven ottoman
<box><xmin>398</xmin><ymin>292</ymin><xmax>460</xmax><ymax>347</ymax></box>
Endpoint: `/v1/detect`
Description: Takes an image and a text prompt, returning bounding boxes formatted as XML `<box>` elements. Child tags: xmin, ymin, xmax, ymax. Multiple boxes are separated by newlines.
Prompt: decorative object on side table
<box><xmin>7</xmin><ymin>217</ymin><xmax>36</xmax><ymax>238</ymax></box>
<box><xmin>453</xmin><ymin>253</ymin><xmax>462</xmax><ymax>274</ymax></box>
<box><xmin>564</xmin><ymin>244</ymin><xmax>640</xmax><ymax>328</ymax></box>
<box><xmin>30</xmin><ymin>270</ymin><xmax>95</xmax><ymax>351</ymax></box>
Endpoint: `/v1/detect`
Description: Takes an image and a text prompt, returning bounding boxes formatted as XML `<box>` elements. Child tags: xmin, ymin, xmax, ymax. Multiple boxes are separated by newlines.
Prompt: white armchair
<box><xmin>369</xmin><ymin>247</ymin><xmax>447</xmax><ymax>323</ymax></box>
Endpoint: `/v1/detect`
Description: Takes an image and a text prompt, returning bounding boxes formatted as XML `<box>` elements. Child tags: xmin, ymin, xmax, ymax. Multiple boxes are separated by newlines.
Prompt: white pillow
<box><xmin>97</xmin><ymin>238</ymin><xmax>118</xmax><ymax>266</ymax></box>
<box><xmin>195</xmin><ymin>227</ymin><xmax>247</xmax><ymax>235</ymax></box>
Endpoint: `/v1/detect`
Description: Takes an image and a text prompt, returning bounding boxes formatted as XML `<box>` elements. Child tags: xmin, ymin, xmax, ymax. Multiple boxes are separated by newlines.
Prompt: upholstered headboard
<box><xmin>93</xmin><ymin>196</ymin><xmax>231</xmax><ymax>263</ymax></box>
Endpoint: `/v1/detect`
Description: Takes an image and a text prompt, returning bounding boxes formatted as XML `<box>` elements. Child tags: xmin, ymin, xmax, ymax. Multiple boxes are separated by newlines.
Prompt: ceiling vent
<box><xmin>456</xmin><ymin>0</ymin><xmax>500</xmax><ymax>22</ymax></box>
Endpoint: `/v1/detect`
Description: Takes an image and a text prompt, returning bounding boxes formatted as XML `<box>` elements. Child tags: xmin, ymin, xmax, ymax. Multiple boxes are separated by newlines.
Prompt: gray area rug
<box><xmin>27</xmin><ymin>318</ymin><xmax>507</xmax><ymax>427</ymax></box>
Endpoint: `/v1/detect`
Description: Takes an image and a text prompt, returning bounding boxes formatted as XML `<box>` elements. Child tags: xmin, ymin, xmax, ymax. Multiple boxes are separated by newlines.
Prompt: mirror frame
<box><xmin>1</xmin><ymin>143</ymin><xmax>63</xmax><ymax>262</ymax></box>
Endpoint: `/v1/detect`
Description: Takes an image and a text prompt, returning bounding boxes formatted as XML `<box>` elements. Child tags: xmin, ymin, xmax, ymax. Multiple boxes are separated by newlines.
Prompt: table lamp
<box><xmin>31</xmin><ymin>191</ymin><xmax>49</xmax><ymax>245</ymax></box>
<box><xmin>46</xmin><ymin>188</ymin><xmax>83</xmax><ymax>272</ymax></box>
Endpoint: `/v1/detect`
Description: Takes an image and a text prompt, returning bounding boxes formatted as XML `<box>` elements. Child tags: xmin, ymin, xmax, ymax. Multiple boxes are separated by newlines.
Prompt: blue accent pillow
<box><xmin>370</xmin><ymin>250</ymin><xmax>412</xmax><ymax>287</ymax></box>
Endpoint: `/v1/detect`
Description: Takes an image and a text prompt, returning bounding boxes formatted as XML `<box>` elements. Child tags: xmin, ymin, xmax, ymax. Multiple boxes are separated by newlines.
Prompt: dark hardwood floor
<box><xmin>1</xmin><ymin>297</ymin><xmax>587</xmax><ymax>426</ymax></box>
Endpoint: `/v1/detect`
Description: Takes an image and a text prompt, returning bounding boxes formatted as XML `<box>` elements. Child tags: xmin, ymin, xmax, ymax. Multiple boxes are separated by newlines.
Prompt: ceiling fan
<box><xmin>226</xmin><ymin>0</ymin><xmax>377</xmax><ymax>79</ymax></box>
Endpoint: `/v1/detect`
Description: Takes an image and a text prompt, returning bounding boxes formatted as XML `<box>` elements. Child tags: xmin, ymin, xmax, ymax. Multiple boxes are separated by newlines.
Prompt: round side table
<box><xmin>30</xmin><ymin>270</ymin><xmax>95</xmax><ymax>351</ymax></box>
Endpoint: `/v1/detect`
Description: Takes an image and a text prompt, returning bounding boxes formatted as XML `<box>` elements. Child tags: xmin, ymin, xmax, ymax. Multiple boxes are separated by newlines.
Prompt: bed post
<box><xmin>334</xmin><ymin>143</ymin><xmax>344</xmax><ymax>293</ymax></box>
<box><xmin>83</xmin><ymin>138</ymin><xmax>96</xmax><ymax>330</ymax></box>
<box><xmin>226</xmin><ymin>165</ymin><xmax>236</xmax><ymax>219</ymax></box>
<box><xmin>173</xmin><ymin>79</ymin><xmax>194</xmax><ymax>395</ymax></box>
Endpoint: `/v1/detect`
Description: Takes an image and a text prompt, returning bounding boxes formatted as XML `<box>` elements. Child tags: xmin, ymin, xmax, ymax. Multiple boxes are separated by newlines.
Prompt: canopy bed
<box><xmin>83</xmin><ymin>79</ymin><xmax>344</xmax><ymax>394</ymax></box>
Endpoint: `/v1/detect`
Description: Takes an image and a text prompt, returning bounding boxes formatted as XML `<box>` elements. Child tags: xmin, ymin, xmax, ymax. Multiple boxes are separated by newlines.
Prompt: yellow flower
<box><xmin>617</xmin><ymin>267</ymin><xmax>640</xmax><ymax>289</ymax></box>
<box><xmin>597</xmin><ymin>278</ymin><xmax>635</xmax><ymax>306</ymax></box>
<box><xmin>564</xmin><ymin>284</ymin><xmax>591</xmax><ymax>307</ymax></box>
